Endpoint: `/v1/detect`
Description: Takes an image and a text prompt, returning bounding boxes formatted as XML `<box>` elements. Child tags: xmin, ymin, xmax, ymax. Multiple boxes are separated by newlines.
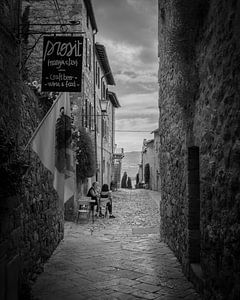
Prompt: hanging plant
<box><xmin>73</xmin><ymin>127</ymin><xmax>96</xmax><ymax>182</ymax></box>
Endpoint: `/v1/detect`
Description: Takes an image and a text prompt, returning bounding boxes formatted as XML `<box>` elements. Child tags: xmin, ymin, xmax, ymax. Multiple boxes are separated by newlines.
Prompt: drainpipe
<box><xmin>18</xmin><ymin>0</ymin><xmax>22</xmax><ymax>78</ymax></box>
<box><xmin>93</xmin><ymin>29</ymin><xmax>97</xmax><ymax>182</ymax></box>
<box><xmin>101</xmin><ymin>108</ymin><xmax>103</xmax><ymax>186</ymax></box>
<box><xmin>100</xmin><ymin>74</ymin><xmax>105</xmax><ymax>187</ymax></box>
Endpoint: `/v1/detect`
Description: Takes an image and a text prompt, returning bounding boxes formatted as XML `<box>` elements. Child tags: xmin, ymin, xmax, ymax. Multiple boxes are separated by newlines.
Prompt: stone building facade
<box><xmin>140</xmin><ymin>132</ymin><xmax>161</xmax><ymax>191</ymax></box>
<box><xmin>95</xmin><ymin>43</ymin><xmax>116</xmax><ymax>187</ymax></box>
<box><xmin>141</xmin><ymin>139</ymin><xmax>154</xmax><ymax>189</ymax></box>
<box><xmin>112</xmin><ymin>147</ymin><xmax>125</xmax><ymax>189</ymax></box>
<box><xmin>22</xmin><ymin>0</ymin><xmax>98</xmax><ymax>196</ymax></box>
<box><xmin>106</xmin><ymin>91</ymin><xmax>121</xmax><ymax>185</ymax></box>
<box><xmin>22</xmin><ymin>0</ymin><xmax>120</xmax><ymax>217</ymax></box>
<box><xmin>23</xmin><ymin>0</ymin><xmax>119</xmax><ymax>192</ymax></box>
<box><xmin>151</xmin><ymin>129</ymin><xmax>161</xmax><ymax>191</ymax></box>
<box><xmin>158</xmin><ymin>0</ymin><xmax>240</xmax><ymax>299</ymax></box>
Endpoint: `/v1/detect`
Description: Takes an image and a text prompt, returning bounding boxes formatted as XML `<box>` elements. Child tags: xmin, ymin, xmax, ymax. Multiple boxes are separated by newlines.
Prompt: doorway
<box><xmin>187</xmin><ymin>146</ymin><xmax>200</xmax><ymax>263</ymax></box>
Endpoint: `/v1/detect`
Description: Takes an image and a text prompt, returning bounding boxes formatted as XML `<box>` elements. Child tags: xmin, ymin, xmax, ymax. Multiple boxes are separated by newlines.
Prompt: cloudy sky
<box><xmin>92</xmin><ymin>0</ymin><xmax>159</xmax><ymax>152</ymax></box>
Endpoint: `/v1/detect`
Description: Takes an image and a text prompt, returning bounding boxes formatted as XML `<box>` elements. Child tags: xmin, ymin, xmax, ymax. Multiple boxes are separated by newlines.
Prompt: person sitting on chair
<box><xmin>87</xmin><ymin>182</ymin><xmax>100</xmax><ymax>217</ymax></box>
<box><xmin>100</xmin><ymin>183</ymin><xmax>115</xmax><ymax>218</ymax></box>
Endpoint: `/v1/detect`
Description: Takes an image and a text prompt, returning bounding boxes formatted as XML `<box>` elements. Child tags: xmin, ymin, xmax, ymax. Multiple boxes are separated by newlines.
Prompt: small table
<box><xmin>77</xmin><ymin>198</ymin><xmax>96</xmax><ymax>223</ymax></box>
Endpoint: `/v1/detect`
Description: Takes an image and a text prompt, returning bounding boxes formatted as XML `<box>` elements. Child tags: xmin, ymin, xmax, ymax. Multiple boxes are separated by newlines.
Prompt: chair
<box><xmin>76</xmin><ymin>197</ymin><xmax>95</xmax><ymax>223</ymax></box>
<box><xmin>99</xmin><ymin>197</ymin><xmax>109</xmax><ymax>218</ymax></box>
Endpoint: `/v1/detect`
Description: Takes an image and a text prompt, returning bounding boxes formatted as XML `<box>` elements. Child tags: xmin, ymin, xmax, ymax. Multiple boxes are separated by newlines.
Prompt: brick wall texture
<box><xmin>158</xmin><ymin>0</ymin><xmax>240</xmax><ymax>299</ymax></box>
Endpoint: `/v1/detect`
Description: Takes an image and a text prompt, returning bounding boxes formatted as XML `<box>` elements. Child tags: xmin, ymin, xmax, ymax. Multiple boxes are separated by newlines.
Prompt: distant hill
<box><xmin>121</xmin><ymin>151</ymin><xmax>141</xmax><ymax>182</ymax></box>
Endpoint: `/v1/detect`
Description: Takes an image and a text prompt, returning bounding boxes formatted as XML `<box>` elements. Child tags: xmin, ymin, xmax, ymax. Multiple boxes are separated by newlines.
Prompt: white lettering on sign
<box><xmin>66</xmin><ymin>81</ymin><xmax>76</xmax><ymax>87</ymax></box>
<box><xmin>47</xmin><ymin>58</ymin><xmax>79</xmax><ymax>69</ymax></box>
<box><xmin>49</xmin><ymin>73</ymin><xmax>74</xmax><ymax>81</ymax></box>
<box><xmin>42</xmin><ymin>36</ymin><xmax>83</xmax><ymax>91</ymax></box>
<box><xmin>45</xmin><ymin>82</ymin><xmax>61</xmax><ymax>87</ymax></box>
<box><xmin>43</xmin><ymin>40</ymin><xmax>83</xmax><ymax>61</ymax></box>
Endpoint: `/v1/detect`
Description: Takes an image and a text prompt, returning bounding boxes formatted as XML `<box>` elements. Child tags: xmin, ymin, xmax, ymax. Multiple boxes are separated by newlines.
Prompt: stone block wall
<box><xmin>194</xmin><ymin>1</ymin><xmax>240</xmax><ymax>298</ymax></box>
<box><xmin>158</xmin><ymin>0</ymin><xmax>190</xmax><ymax>258</ymax></box>
<box><xmin>20</xmin><ymin>86</ymin><xmax>64</xmax><ymax>290</ymax></box>
<box><xmin>158</xmin><ymin>0</ymin><xmax>240</xmax><ymax>299</ymax></box>
<box><xmin>1</xmin><ymin>87</ymin><xmax>64</xmax><ymax>300</ymax></box>
<box><xmin>0</xmin><ymin>1</ymin><xmax>23</xmax><ymax>298</ymax></box>
<box><xmin>0</xmin><ymin>2</ymin><xmax>64</xmax><ymax>298</ymax></box>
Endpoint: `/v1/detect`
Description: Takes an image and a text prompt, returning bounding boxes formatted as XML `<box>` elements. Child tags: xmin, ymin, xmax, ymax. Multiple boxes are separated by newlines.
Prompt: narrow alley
<box><xmin>1</xmin><ymin>1</ymin><xmax>239</xmax><ymax>299</ymax></box>
<box><xmin>32</xmin><ymin>189</ymin><xmax>201</xmax><ymax>300</ymax></box>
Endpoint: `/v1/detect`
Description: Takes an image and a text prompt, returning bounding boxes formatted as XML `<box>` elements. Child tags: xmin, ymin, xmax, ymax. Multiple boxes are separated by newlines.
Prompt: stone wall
<box><xmin>158</xmin><ymin>0</ymin><xmax>240</xmax><ymax>299</ymax></box>
<box><xmin>0</xmin><ymin>3</ymin><xmax>23</xmax><ymax>299</ymax></box>
<box><xmin>153</xmin><ymin>131</ymin><xmax>161</xmax><ymax>192</ymax></box>
<box><xmin>194</xmin><ymin>0</ymin><xmax>240</xmax><ymax>298</ymax></box>
<box><xmin>20</xmin><ymin>86</ymin><xmax>64</xmax><ymax>295</ymax></box>
<box><xmin>0</xmin><ymin>2</ymin><xmax>64</xmax><ymax>298</ymax></box>
<box><xmin>1</xmin><ymin>87</ymin><xmax>64</xmax><ymax>300</ymax></box>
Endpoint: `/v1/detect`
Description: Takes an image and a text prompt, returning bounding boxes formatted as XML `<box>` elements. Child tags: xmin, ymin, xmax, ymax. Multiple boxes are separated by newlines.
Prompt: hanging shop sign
<box><xmin>41</xmin><ymin>36</ymin><xmax>83</xmax><ymax>92</ymax></box>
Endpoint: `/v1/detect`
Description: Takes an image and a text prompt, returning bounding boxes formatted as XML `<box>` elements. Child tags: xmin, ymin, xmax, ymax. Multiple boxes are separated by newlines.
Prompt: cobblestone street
<box><xmin>32</xmin><ymin>189</ymin><xmax>201</xmax><ymax>300</ymax></box>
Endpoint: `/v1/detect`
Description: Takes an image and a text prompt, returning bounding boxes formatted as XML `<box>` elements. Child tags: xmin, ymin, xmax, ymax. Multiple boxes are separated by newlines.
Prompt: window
<box><xmin>102</xmin><ymin>118</ymin><xmax>106</xmax><ymax>137</ymax></box>
<box><xmin>85</xmin><ymin>39</ymin><xmax>91</xmax><ymax>70</ymax></box>
<box><xmin>103</xmin><ymin>158</ymin><xmax>105</xmax><ymax>173</ymax></box>
<box><xmin>89</xmin><ymin>44</ymin><xmax>91</xmax><ymax>71</ymax></box>
<box><xmin>97</xmin><ymin>109</ymin><xmax>100</xmax><ymax>133</ymax></box>
<box><xmin>81</xmin><ymin>107</ymin><xmax>84</xmax><ymax>127</ymax></box>
<box><xmin>95</xmin><ymin>62</ymin><xmax>98</xmax><ymax>85</ymax></box>
<box><xmin>89</xmin><ymin>102</ymin><xmax>91</xmax><ymax>128</ymax></box>
<box><xmin>91</xmin><ymin>105</ymin><xmax>94</xmax><ymax>129</ymax></box>
<box><xmin>97</xmin><ymin>66</ymin><xmax>100</xmax><ymax>88</ymax></box>
<box><xmin>85</xmin><ymin>38</ymin><xmax>88</xmax><ymax>67</ymax></box>
<box><xmin>102</xmin><ymin>118</ymin><xmax>108</xmax><ymax>139</ymax></box>
<box><xmin>105</xmin><ymin>120</ymin><xmax>109</xmax><ymax>141</ymax></box>
<box><xmin>102</xmin><ymin>82</ymin><xmax>105</xmax><ymax>99</ymax></box>
<box><xmin>109</xmin><ymin>127</ymin><xmax>111</xmax><ymax>146</ymax></box>
<box><xmin>85</xmin><ymin>99</ymin><xmax>88</xmax><ymax>128</ymax></box>
<box><xmin>87</xmin><ymin>14</ymin><xmax>89</xmax><ymax>28</ymax></box>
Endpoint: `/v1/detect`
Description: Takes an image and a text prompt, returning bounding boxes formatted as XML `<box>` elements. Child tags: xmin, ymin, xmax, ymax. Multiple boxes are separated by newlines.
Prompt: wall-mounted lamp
<box><xmin>99</xmin><ymin>99</ymin><xmax>109</xmax><ymax>114</ymax></box>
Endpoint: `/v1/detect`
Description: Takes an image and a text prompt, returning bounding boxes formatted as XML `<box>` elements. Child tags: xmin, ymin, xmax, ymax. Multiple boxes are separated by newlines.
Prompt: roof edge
<box><xmin>108</xmin><ymin>91</ymin><xmax>120</xmax><ymax>108</ymax></box>
<box><xmin>95</xmin><ymin>43</ymin><xmax>115</xmax><ymax>85</ymax></box>
<box><xmin>83</xmin><ymin>0</ymin><xmax>98</xmax><ymax>32</ymax></box>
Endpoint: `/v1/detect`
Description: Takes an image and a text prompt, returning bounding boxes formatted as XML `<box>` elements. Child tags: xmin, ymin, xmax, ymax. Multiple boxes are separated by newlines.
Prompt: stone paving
<box><xmin>32</xmin><ymin>189</ymin><xmax>201</xmax><ymax>300</ymax></box>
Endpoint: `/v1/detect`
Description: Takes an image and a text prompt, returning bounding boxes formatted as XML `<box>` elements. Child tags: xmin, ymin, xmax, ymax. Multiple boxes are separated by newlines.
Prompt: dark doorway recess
<box><xmin>187</xmin><ymin>146</ymin><xmax>200</xmax><ymax>263</ymax></box>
